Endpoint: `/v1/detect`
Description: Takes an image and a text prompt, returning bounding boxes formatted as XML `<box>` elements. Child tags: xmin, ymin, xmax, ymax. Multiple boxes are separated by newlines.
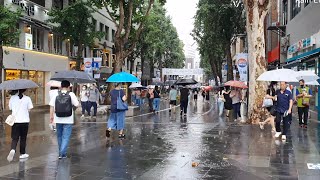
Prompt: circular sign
<box><xmin>237</xmin><ymin>58</ymin><xmax>247</xmax><ymax>68</ymax></box>
<box><xmin>84</xmin><ymin>61</ymin><xmax>91</xmax><ymax>68</ymax></box>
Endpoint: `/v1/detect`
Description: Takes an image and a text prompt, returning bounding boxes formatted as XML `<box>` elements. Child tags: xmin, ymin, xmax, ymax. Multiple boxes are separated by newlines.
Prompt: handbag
<box><xmin>302</xmin><ymin>98</ymin><xmax>310</xmax><ymax>107</ymax></box>
<box><xmin>262</xmin><ymin>98</ymin><xmax>273</xmax><ymax>107</ymax></box>
<box><xmin>116</xmin><ymin>91</ymin><xmax>128</xmax><ymax>111</ymax></box>
<box><xmin>5</xmin><ymin>100</ymin><xmax>22</xmax><ymax>126</ymax></box>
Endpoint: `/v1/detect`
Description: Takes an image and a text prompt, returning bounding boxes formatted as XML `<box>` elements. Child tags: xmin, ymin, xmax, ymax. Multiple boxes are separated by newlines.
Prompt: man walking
<box><xmin>296</xmin><ymin>79</ymin><xmax>312</xmax><ymax>129</ymax></box>
<box><xmin>180</xmin><ymin>85</ymin><xmax>190</xmax><ymax>116</ymax></box>
<box><xmin>88</xmin><ymin>84</ymin><xmax>100</xmax><ymax>119</ymax></box>
<box><xmin>169</xmin><ymin>86</ymin><xmax>178</xmax><ymax>113</ymax></box>
<box><xmin>273</xmin><ymin>81</ymin><xmax>293</xmax><ymax>141</ymax></box>
<box><xmin>50</xmin><ymin>80</ymin><xmax>79</xmax><ymax>159</ymax></box>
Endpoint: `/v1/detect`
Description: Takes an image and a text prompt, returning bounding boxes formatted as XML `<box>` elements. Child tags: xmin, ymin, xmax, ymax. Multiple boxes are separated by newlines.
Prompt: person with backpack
<box><xmin>49</xmin><ymin>80</ymin><xmax>79</xmax><ymax>159</ymax></box>
<box><xmin>7</xmin><ymin>89</ymin><xmax>33</xmax><ymax>162</ymax></box>
<box><xmin>296</xmin><ymin>79</ymin><xmax>312</xmax><ymax>129</ymax></box>
<box><xmin>87</xmin><ymin>84</ymin><xmax>100</xmax><ymax>119</ymax></box>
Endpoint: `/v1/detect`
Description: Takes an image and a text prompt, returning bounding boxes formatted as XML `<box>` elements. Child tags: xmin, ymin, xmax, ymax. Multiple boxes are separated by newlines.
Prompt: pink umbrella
<box><xmin>224</xmin><ymin>81</ymin><xmax>248</xmax><ymax>89</ymax></box>
<box><xmin>46</xmin><ymin>80</ymin><xmax>73</xmax><ymax>87</ymax></box>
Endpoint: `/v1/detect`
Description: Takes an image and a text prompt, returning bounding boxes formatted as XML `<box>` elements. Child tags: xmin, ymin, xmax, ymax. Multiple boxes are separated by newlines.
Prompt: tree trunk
<box><xmin>76</xmin><ymin>43</ymin><xmax>83</xmax><ymax>71</ymax></box>
<box><xmin>225</xmin><ymin>43</ymin><xmax>233</xmax><ymax>81</ymax></box>
<box><xmin>244</xmin><ymin>0</ymin><xmax>271</xmax><ymax>124</ymax></box>
<box><xmin>209</xmin><ymin>58</ymin><xmax>219</xmax><ymax>86</ymax></box>
<box><xmin>0</xmin><ymin>45</ymin><xmax>3</xmax><ymax>123</ymax></box>
<box><xmin>129</xmin><ymin>59</ymin><xmax>134</xmax><ymax>74</ymax></box>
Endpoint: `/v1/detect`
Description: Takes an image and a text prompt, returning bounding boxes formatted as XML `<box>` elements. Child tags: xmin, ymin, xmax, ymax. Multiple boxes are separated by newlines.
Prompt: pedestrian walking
<box><xmin>88</xmin><ymin>84</ymin><xmax>100</xmax><ymax>119</ymax></box>
<box><xmin>205</xmin><ymin>90</ymin><xmax>210</xmax><ymax>101</ymax></box>
<box><xmin>274</xmin><ymin>81</ymin><xmax>293</xmax><ymax>141</ymax></box>
<box><xmin>147</xmin><ymin>88</ymin><xmax>154</xmax><ymax>112</ymax></box>
<box><xmin>230</xmin><ymin>88</ymin><xmax>242</xmax><ymax>121</ymax></box>
<box><xmin>193</xmin><ymin>89</ymin><xmax>198</xmax><ymax>103</ymax></box>
<box><xmin>153</xmin><ymin>86</ymin><xmax>161</xmax><ymax>112</ymax></box>
<box><xmin>106</xmin><ymin>83</ymin><xmax>127</xmax><ymax>138</ymax></box>
<box><xmin>100</xmin><ymin>90</ymin><xmax>107</xmax><ymax>105</ymax></box>
<box><xmin>180</xmin><ymin>85</ymin><xmax>190</xmax><ymax>116</ymax></box>
<box><xmin>7</xmin><ymin>89</ymin><xmax>33</xmax><ymax>162</ymax></box>
<box><xmin>259</xmin><ymin>81</ymin><xmax>277</xmax><ymax>132</ymax></box>
<box><xmin>223</xmin><ymin>86</ymin><xmax>232</xmax><ymax>117</ymax></box>
<box><xmin>201</xmin><ymin>90</ymin><xmax>206</xmax><ymax>101</ymax></box>
<box><xmin>49</xmin><ymin>80</ymin><xmax>79</xmax><ymax>159</ymax></box>
<box><xmin>134</xmin><ymin>89</ymin><xmax>142</xmax><ymax>106</ymax></box>
<box><xmin>217</xmin><ymin>87</ymin><xmax>226</xmax><ymax>116</ymax></box>
<box><xmin>169</xmin><ymin>86</ymin><xmax>178</xmax><ymax>113</ymax></box>
<box><xmin>49</xmin><ymin>86</ymin><xmax>59</xmax><ymax>131</ymax></box>
<box><xmin>80</xmin><ymin>85</ymin><xmax>89</xmax><ymax>118</ymax></box>
<box><xmin>296</xmin><ymin>79</ymin><xmax>312</xmax><ymax>129</ymax></box>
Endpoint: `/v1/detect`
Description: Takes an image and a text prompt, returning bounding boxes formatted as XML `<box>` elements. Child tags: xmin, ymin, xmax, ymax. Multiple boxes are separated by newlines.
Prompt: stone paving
<box><xmin>0</xmin><ymin>98</ymin><xmax>319</xmax><ymax>180</ymax></box>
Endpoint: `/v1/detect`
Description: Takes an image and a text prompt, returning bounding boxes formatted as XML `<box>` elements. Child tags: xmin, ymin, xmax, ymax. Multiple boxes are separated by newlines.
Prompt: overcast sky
<box><xmin>165</xmin><ymin>0</ymin><xmax>200</xmax><ymax>64</ymax></box>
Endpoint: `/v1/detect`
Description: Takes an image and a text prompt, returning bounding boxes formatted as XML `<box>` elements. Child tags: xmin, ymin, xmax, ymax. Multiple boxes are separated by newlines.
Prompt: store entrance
<box><xmin>5</xmin><ymin>69</ymin><xmax>45</xmax><ymax>108</ymax></box>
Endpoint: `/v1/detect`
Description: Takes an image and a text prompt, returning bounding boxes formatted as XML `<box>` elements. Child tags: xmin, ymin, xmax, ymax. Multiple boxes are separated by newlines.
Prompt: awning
<box><xmin>286</xmin><ymin>47</ymin><xmax>320</xmax><ymax>63</ymax></box>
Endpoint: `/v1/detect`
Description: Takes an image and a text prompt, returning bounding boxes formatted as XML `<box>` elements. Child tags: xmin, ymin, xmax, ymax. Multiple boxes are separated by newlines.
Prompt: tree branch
<box><xmin>116</xmin><ymin>0</ymin><xmax>125</xmax><ymax>38</ymax></box>
<box><xmin>124</xmin><ymin>0</ymin><xmax>134</xmax><ymax>41</ymax></box>
<box><xmin>102</xmin><ymin>1</ymin><xmax>119</xmax><ymax>28</ymax></box>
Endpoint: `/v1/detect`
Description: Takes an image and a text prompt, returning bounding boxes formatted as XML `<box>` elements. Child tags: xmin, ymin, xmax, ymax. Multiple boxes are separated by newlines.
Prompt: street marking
<box><xmin>307</xmin><ymin>163</ymin><xmax>320</xmax><ymax>170</ymax></box>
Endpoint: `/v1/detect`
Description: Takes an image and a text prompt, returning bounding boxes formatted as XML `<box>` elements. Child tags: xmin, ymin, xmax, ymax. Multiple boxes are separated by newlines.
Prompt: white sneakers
<box><xmin>275</xmin><ymin>132</ymin><xmax>282</xmax><ymax>138</ymax></box>
<box><xmin>20</xmin><ymin>154</ymin><xmax>29</xmax><ymax>159</ymax></box>
<box><xmin>281</xmin><ymin>135</ymin><xmax>286</xmax><ymax>141</ymax></box>
<box><xmin>81</xmin><ymin>115</ymin><xmax>85</xmax><ymax>118</ymax></box>
<box><xmin>7</xmin><ymin>150</ymin><xmax>15</xmax><ymax>162</ymax></box>
<box><xmin>7</xmin><ymin>150</ymin><xmax>29</xmax><ymax>162</ymax></box>
<box><xmin>259</xmin><ymin>122</ymin><xmax>265</xmax><ymax>130</ymax></box>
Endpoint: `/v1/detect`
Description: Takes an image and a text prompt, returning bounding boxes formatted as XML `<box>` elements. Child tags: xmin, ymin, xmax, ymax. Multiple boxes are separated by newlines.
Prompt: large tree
<box><xmin>48</xmin><ymin>1</ymin><xmax>104</xmax><ymax>70</ymax></box>
<box><xmin>0</xmin><ymin>6</ymin><xmax>21</xmax><ymax>121</ymax></box>
<box><xmin>244</xmin><ymin>0</ymin><xmax>271</xmax><ymax>123</ymax></box>
<box><xmin>91</xmin><ymin>0</ymin><xmax>166</xmax><ymax>74</ymax></box>
<box><xmin>193</xmin><ymin>0</ymin><xmax>245</xmax><ymax>82</ymax></box>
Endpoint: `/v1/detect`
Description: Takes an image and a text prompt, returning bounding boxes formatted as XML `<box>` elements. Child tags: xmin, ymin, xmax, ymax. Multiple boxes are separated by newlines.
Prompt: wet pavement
<box><xmin>0</xmin><ymin>98</ymin><xmax>320</xmax><ymax>180</ymax></box>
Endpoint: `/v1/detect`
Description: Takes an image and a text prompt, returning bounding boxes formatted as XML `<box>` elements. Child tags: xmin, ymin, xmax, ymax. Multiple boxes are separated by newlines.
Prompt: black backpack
<box><xmin>55</xmin><ymin>91</ymin><xmax>72</xmax><ymax>117</ymax></box>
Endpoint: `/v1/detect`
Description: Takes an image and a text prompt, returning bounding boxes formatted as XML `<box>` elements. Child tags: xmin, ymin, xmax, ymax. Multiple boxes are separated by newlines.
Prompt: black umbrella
<box><xmin>51</xmin><ymin>70</ymin><xmax>96</xmax><ymax>83</ymax></box>
<box><xmin>0</xmin><ymin>79</ymin><xmax>39</xmax><ymax>90</ymax></box>
<box><xmin>174</xmin><ymin>78</ymin><xmax>198</xmax><ymax>85</ymax></box>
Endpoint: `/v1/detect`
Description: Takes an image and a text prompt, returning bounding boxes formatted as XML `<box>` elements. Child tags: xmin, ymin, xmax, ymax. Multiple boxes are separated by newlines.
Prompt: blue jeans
<box><xmin>232</xmin><ymin>103</ymin><xmax>241</xmax><ymax>119</ymax></box>
<box><xmin>108</xmin><ymin>111</ymin><xmax>126</xmax><ymax>130</ymax></box>
<box><xmin>153</xmin><ymin>98</ymin><xmax>161</xmax><ymax>111</ymax></box>
<box><xmin>88</xmin><ymin>101</ymin><xmax>97</xmax><ymax>116</ymax></box>
<box><xmin>56</xmin><ymin>124</ymin><xmax>73</xmax><ymax>157</ymax></box>
<box><xmin>135</xmin><ymin>98</ymin><xmax>141</xmax><ymax>106</ymax></box>
<box><xmin>81</xmin><ymin>101</ymin><xmax>88</xmax><ymax>115</ymax></box>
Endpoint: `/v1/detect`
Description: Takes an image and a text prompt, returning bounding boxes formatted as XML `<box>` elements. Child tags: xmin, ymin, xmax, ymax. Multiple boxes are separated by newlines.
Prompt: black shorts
<box><xmin>170</xmin><ymin>100</ymin><xmax>177</xmax><ymax>105</ymax></box>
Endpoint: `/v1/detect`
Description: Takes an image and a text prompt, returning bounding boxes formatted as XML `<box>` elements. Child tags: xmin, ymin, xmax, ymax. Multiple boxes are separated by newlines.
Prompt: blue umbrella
<box><xmin>106</xmin><ymin>72</ymin><xmax>140</xmax><ymax>83</ymax></box>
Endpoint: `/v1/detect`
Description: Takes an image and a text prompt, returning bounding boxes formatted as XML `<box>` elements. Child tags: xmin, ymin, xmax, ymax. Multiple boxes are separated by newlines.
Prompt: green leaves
<box><xmin>47</xmin><ymin>1</ymin><xmax>104</xmax><ymax>47</ymax></box>
<box><xmin>0</xmin><ymin>6</ymin><xmax>21</xmax><ymax>45</ymax></box>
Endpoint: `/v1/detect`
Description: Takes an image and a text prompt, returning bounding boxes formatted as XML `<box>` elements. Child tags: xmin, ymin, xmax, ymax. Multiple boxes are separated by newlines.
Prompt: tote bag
<box><xmin>117</xmin><ymin>91</ymin><xmax>128</xmax><ymax>111</ymax></box>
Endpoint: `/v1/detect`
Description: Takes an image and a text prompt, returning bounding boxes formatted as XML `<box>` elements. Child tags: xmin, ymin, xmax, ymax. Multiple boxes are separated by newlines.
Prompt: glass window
<box><xmin>291</xmin><ymin>0</ymin><xmax>301</xmax><ymax>19</ymax></box>
<box><xmin>92</xmin><ymin>18</ymin><xmax>97</xmax><ymax>31</ymax></box>
<box><xmin>112</xmin><ymin>29</ymin><xmax>115</xmax><ymax>42</ymax></box>
<box><xmin>32</xmin><ymin>28</ymin><xmax>44</xmax><ymax>51</ymax></box>
<box><xmin>105</xmin><ymin>26</ymin><xmax>109</xmax><ymax>41</ymax></box>
<box><xmin>99</xmin><ymin>23</ymin><xmax>104</xmax><ymax>41</ymax></box>
<box><xmin>30</xmin><ymin>0</ymin><xmax>45</xmax><ymax>7</ymax></box>
<box><xmin>36</xmin><ymin>72</ymin><xmax>44</xmax><ymax>104</ymax></box>
<box><xmin>53</xmin><ymin>0</ymin><xmax>63</xmax><ymax>9</ymax></box>
<box><xmin>283</xmin><ymin>0</ymin><xmax>288</xmax><ymax>25</ymax></box>
<box><xmin>54</xmin><ymin>34</ymin><xmax>62</xmax><ymax>54</ymax></box>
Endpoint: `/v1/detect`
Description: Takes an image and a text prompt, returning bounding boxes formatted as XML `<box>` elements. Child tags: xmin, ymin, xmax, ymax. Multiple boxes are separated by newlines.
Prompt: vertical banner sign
<box><xmin>236</xmin><ymin>53</ymin><xmax>248</xmax><ymax>82</ymax></box>
<box><xmin>93</xmin><ymin>58</ymin><xmax>102</xmax><ymax>79</ymax></box>
<box><xmin>83</xmin><ymin>58</ymin><xmax>93</xmax><ymax>77</ymax></box>
<box><xmin>25</xmin><ymin>33</ymin><xmax>33</xmax><ymax>50</ymax></box>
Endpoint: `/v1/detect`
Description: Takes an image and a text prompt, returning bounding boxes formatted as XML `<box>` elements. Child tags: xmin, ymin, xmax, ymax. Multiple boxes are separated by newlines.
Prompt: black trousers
<box><xmin>11</xmin><ymin>123</ymin><xmax>29</xmax><ymax>154</ymax></box>
<box><xmin>180</xmin><ymin>100</ymin><xmax>188</xmax><ymax>114</ymax></box>
<box><xmin>275</xmin><ymin>112</ymin><xmax>290</xmax><ymax>135</ymax></box>
<box><xmin>298</xmin><ymin>107</ymin><xmax>309</xmax><ymax>125</ymax></box>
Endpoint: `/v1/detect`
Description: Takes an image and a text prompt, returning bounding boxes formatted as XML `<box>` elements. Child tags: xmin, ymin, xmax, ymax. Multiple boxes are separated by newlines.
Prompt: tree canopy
<box><xmin>48</xmin><ymin>1</ymin><xmax>104</xmax><ymax>70</ymax></box>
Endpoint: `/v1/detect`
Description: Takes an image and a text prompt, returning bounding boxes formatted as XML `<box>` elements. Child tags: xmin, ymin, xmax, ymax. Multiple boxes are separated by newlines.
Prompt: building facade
<box><xmin>1</xmin><ymin>0</ymin><xmax>118</xmax><ymax>108</ymax></box>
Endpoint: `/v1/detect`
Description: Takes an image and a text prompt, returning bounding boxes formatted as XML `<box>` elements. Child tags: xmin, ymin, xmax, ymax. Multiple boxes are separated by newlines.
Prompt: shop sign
<box><xmin>83</xmin><ymin>58</ymin><xmax>102</xmax><ymax>79</ymax></box>
<box><xmin>288</xmin><ymin>36</ymin><xmax>315</xmax><ymax>55</ymax></box>
<box><xmin>236</xmin><ymin>53</ymin><xmax>248</xmax><ymax>82</ymax></box>
<box><xmin>25</xmin><ymin>33</ymin><xmax>33</xmax><ymax>50</ymax></box>
<box><xmin>162</xmin><ymin>68</ymin><xmax>204</xmax><ymax>76</ymax></box>
<box><xmin>12</xmin><ymin>0</ymin><xmax>35</xmax><ymax>16</ymax></box>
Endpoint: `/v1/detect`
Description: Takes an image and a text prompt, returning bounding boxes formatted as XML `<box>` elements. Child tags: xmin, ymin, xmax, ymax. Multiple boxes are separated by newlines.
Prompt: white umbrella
<box><xmin>296</xmin><ymin>71</ymin><xmax>319</xmax><ymax>82</ymax></box>
<box><xmin>46</xmin><ymin>80</ymin><xmax>73</xmax><ymax>87</ymax></box>
<box><xmin>147</xmin><ymin>85</ymin><xmax>155</xmax><ymax>89</ymax></box>
<box><xmin>129</xmin><ymin>83</ymin><xmax>143</xmax><ymax>89</ymax></box>
<box><xmin>257</xmin><ymin>69</ymin><xmax>299</xmax><ymax>82</ymax></box>
<box><xmin>305</xmin><ymin>80</ymin><xmax>319</xmax><ymax>86</ymax></box>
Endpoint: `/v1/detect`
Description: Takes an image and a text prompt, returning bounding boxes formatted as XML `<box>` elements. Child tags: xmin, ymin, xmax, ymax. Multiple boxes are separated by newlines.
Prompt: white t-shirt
<box><xmin>80</xmin><ymin>90</ymin><xmax>89</xmax><ymax>102</ymax></box>
<box><xmin>49</xmin><ymin>90</ymin><xmax>79</xmax><ymax>124</ymax></box>
<box><xmin>49</xmin><ymin>89</ymin><xmax>59</xmax><ymax>102</ymax></box>
<box><xmin>9</xmin><ymin>95</ymin><xmax>33</xmax><ymax>123</ymax></box>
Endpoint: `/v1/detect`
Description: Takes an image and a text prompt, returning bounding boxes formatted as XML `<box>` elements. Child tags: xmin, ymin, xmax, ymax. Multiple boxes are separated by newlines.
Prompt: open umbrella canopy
<box><xmin>257</xmin><ymin>69</ymin><xmax>299</xmax><ymax>82</ymax></box>
<box><xmin>129</xmin><ymin>83</ymin><xmax>146</xmax><ymax>89</ymax></box>
<box><xmin>0</xmin><ymin>79</ymin><xmax>39</xmax><ymax>90</ymax></box>
<box><xmin>296</xmin><ymin>71</ymin><xmax>319</xmax><ymax>82</ymax></box>
<box><xmin>174</xmin><ymin>78</ymin><xmax>198</xmax><ymax>85</ymax></box>
<box><xmin>107</xmin><ymin>72</ymin><xmax>140</xmax><ymax>83</ymax></box>
<box><xmin>46</xmin><ymin>80</ymin><xmax>73</xmax><ymax>87</ymax></box>
<box><xmin>224</xmin><ymin>81</ymin><xmax>248</xmax><ymax>89</ymax></box>
<box><xmin>51</xmin><ymin>70</ymin><xmax>96</xmax><ymax>83</ymax></box>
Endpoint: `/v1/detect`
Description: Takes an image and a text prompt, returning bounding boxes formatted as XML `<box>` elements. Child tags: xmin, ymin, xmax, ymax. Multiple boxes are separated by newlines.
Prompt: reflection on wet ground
<box><xmin>0</xmin><ymin>99</ymin><xmax>320</xmax><ymax>179</ymax></box>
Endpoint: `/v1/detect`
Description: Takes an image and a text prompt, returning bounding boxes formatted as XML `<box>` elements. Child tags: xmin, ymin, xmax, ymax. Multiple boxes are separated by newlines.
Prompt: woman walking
<box><xmin>106</xmin><ymin>83</ymin><xmax>127</xmax><ymax>138</ymax></box>
<box><xmin>230</xmin><ymin>88</ymin><xmax>242</xmax><ymax>121</ymax></box>
<box><xmin>217</xmin><ymin>87</ymin><xmax>226</xmax><ymax>116</ymax></box>
<box><xmin>153</xmin><ymin>86</ymin><xmax>161</xmax><ymax>113</ymax></box>
<box><xmin>223</xmin><ymin>86</ymin><xmax>232</xmax><ymax>117</ymax></box>
<box><xmin>193</xmin><ymin>89</ymin><xmax>198</xmax><ymax>103</ymax></box>
<box><xmin>7</xmin><ymin>89</ymin><xmax>33</xmax><ymax>162</ymax></box>
<box><xmin>259</xmin><ymin>81</ymin><xmax>277</xmax><ymax>132</ymax></box>
<box><xmin>80</xmin><ymin>85</ymin><xmax>89</xmax><ymax>118</ymax></box>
